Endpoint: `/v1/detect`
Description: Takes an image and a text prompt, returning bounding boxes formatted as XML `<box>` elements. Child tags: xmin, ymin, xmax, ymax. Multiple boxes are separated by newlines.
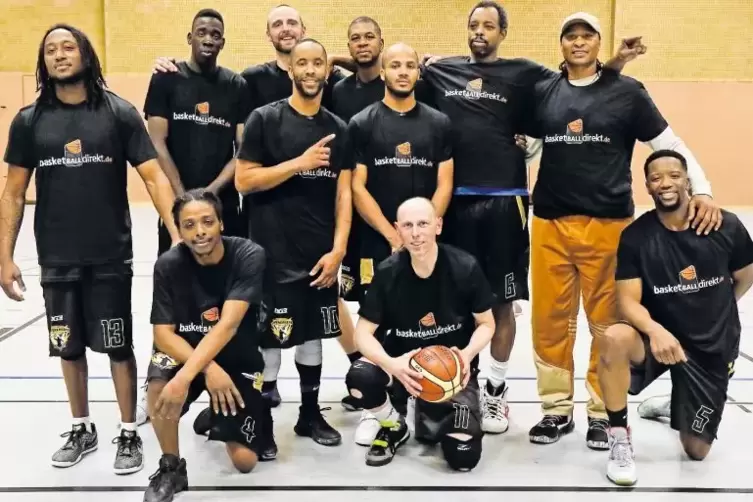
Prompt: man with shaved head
<box><xmin>235</xmin><ymin>38</ymin><xmax>354</xmax><ymax>458</ymax></box>
<box><xmin>345</xmin><ymin>42</ymin><xmax>454</xmax><ymax>446</ymax></box>
<box><xmin>345</xmin><ymin>196</ymin><xmax>495</xmax><ymax>470</ymax></box>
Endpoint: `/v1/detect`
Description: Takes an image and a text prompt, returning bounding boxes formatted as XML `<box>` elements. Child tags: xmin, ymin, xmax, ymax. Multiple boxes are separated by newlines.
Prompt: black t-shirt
<box><xmin>330</xmin><ymin>73</ymin><xmax>434</xmax><ymax>122</ymax></box>
<box><xmin>240</xmin><ymin>61</ymin><xmax>346</xmax><ymax>113</ymax></box>
<box><xmin>531</xmin><ymin>72</ymin><xmax>668</xmax><ymax>219</ymax></box>
<box><xmin>236</xmin><ymin>99</ymin><xmax>353</xmax><ymax>282</ymax></box>
<box><xmin>420</xmin><ymin>56</ymin><xmax>556</xmax><ymax>192</ymax></box>
<box><xmin>3</xmin><ymin>92</ymin><xmax>157</xmax><ymax>267</ymax></box>
<box><xmin>615</xmin><ymin>209</ymin><xmax>753</xmax><ymax>360</ymax></box>
<box><xmin>150</xmin><ymin>236</ymin><xmax>266</xmax><ymax>372</ymax></box>
<box><xmin>348</xmin><ymin>101</ymin><xmax>452</xmax><ymax>242</ymax></box>
<box><xmin>358</xmin><ymin>243</ymin><xmax>495</xmax><ymax>369</ymax></box>
<box><xmin>143</xmin><ymin>62</ymin><xmax>250</xmax><ymax>201</ymax></box>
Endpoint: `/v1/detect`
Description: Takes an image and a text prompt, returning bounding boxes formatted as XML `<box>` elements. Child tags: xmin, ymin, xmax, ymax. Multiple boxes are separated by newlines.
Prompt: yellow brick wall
<box><xmin>1</xmin><ymin>1</ymin><xmax>752</xmax><ymax>78</ymax></box>
<box><xmin>0</xmin><ymin>0</ymin><xmax>105</xmax><ymax>73</ymax></box>
<box><xmin>614</xmin><ymin>0</ymin><xmax>753</xmax><ymax>81</ymax></box>
<box><xmin>102</xmin><ymin>0</ymin><xmax>612</xmax><ymax>73</ymax></box>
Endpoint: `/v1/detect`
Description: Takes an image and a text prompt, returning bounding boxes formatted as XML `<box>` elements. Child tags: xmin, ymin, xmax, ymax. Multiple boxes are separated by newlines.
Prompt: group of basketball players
<box><xmin>1</xmin><ymin>1</ymin><xmax>752</xmax><ymax>500</ymax></box>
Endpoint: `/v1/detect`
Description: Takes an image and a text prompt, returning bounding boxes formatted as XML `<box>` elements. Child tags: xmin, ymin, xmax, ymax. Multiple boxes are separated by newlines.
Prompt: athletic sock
<box><xmin>607</xmin><ymin>406</ymin><xmax>628</xmax><ymax>428</ymax></box>
<box><xmin>347</xmin><ymin>350</ymin><xmax>362</xmax><ymax>363</ymax></box>
<box><xmin>73</xmin><ymin>416</ymin><xmax>92</xmax><ymax>433</ymax></box>
<box><xmin>120</xmin><ymin>422</ymin><xmax>137</xmax><ymax>433</ymax></box>
<box><xmin>296</xmin><ymin>362</ymin><xmax>322</xmax><ymax>412</ymax></box>
<box><xmin>487</xmin><ymin>358</ymin><xmax>508</xmax><ymax>390</ymax></box>
<box><xmin>371</xmin><ymin>400</ymin><xmax>400</xmax><ymax>425</ymax></box>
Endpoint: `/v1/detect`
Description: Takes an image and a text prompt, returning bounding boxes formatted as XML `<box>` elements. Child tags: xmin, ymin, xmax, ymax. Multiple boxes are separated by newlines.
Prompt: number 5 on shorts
<box><xmin>692</xmin><ymin>405</ymin><xmax>713</xmax><ymax>434</ymax></box>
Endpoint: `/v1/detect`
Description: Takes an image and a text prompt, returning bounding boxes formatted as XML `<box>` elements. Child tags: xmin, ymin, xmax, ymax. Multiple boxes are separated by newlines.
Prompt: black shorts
<box><xmin>340</xmin><ymin>216</ymin><xmax>362</xmax><ymax>301</ymax></box>
<box><xmin>158</xmin><ymin>197</ymin><xmax>245</xmax><ymax>256</ymax></box>
<box><xmin>443</xmin><ymin>195</ymin><xmax>530</xmax><ymax>303</ymax></box>
<box><xmin>42</xmin><ymin>263</ymin><xmax>133</xmax><ymax>359</ymax></box>
<box><xmin>410</xmin><ymin>376</ymin><xmax>483</xmax><ymax>443</ymax></box>
<box><xmin>260</xmin><ymin>279</ymin><xmax>340</xmax><ymax>349</ymax></box>
<box><xmin>628</xmin><ymin>330</ymin><xmax>734</xmax><ymax>444</ymax></box>
<box><xmin>146</xmin><ymin>349</ymin><xmax>267</xmax><ymax>453</ymax></box>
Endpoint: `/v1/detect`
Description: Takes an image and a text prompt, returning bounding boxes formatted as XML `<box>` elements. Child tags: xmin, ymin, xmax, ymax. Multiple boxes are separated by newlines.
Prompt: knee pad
<box><xmin>441</xmin><ymin>435</ymin><xmax>482</xmax><ymax>472</ymax></box>
<box><xmin>107</xmin><ymin>347</ymin><xmax>135</xmax><ymax>363</ymax></box>
<box><xmin>344</xmin><ymin>359</ymin><xmax>390</xmax><ymax>409</ymax></box>
<box><xmin>261</xmin><ymin>348</ymin><xmax>281</xmax><ymax>381</ymax></box>
<box><xmin>294</xmin><ymin>339</ymin><xmax>322</xmax><ymax>366</ymax></box>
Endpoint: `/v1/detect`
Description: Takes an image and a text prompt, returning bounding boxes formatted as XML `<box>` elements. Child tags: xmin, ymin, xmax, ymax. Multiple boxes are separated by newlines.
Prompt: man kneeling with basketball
<box><xmin>345</xmin><ymin>197</ymin><xmax>495</xmax><ymax>470</ymax></box>
<box><xmin>144</xmin><ymin>189</ymin><xmax>269</xmax><ymax>502</ymax></box>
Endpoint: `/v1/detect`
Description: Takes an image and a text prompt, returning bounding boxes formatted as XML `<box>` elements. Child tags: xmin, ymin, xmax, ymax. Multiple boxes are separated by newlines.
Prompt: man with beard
<box><xmin>525</xmin><ymin>13</ymin><xmax>720</xmax><ymax>450</ymax></box>
<box><xmin>596</xmin><ymin>150</ymin><xmax>753</xmax><ymax>486</ymax></box>
<box><xmin>151</xmin><ymin>4</ymin><xmax>359</xmax><ymax>412</ymax></box>
<box><xmin>346</xmin><ymin>43</ymin><xmax>454</xmax><ymax>446</ymax></box>
<box><xmin>144</xmin><ymin>8</ymin><xmax>250</xmax><ymax>254</ymax></box>
<box><xmin>234</xmin><ymin>39</ymin><xmax>353</xmax><ymax>458</ymax></box>
<box><xmin>412</xmin><ymin>0</ymin><xmax>645</xmax><ymax>438</ymax></box>
<box><xmin>144</xmin><ymin>189</ymin><xmax>269</xmax><ymax>502</ymax></box>
<box><xmin>0</xmin><ymin>24</ymin><xmax>178</xmax><ymax>473</ymax></box>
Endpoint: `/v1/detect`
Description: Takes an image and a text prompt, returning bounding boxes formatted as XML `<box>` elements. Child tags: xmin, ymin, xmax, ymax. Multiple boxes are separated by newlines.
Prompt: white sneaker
<box><xmin>513</xmin><ymin>302</ymin><xmax>523</xmax><ymax>317</ymax></box>
<box><xmin>606</xmin><ymin>427</ymin><xmax>637</xmax><ymax>486</ymax></box>
<box><xmin>481</xmin><ymin>384</ymin><xmax>509</xmax><ymax>434</ymax></box>
<box><xmin>637</xmin><ymin>395</ymin><xmax>671</xmax><ymax>420</ymax></box>
<box><xmin>119</xmin><ymin>383</ymin><xmax>149</xmax><ymax>429</ymax></box>
<box><xmin>354</xmin><ymin>410</ymin><xmax>381</xmax><ymax>446</ymax></box>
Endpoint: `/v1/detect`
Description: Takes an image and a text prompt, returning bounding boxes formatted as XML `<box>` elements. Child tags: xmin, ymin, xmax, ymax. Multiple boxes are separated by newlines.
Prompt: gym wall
<box><xmin>1</xmin><ymin>0</ymin><xmax>751</xmax><ymax>206</ymax></box>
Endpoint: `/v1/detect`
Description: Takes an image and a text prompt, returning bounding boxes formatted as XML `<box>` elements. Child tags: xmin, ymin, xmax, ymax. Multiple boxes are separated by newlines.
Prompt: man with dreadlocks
<box><xmin>0</xmin><ymin>24</ymin><xmax>179</xmax><ymax>474</ymax></box>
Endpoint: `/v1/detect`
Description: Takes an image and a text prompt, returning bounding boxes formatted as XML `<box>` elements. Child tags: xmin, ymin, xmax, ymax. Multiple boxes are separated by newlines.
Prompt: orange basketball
<box><xmin>409</xmin><ymin>345</ymin><xmax>463</xmax><ymax>403</ymax></box>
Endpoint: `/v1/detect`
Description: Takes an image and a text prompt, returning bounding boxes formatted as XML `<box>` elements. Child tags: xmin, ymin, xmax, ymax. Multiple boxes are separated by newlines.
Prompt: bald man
<box><xmin>345</xmin><ymin>196</ymin><xmax>494</xmax><ymax>470</ymax></box>
<box><xmin>346</xmin><ymin>43</ymin><xmax>454</xmax><ymax>446</ymax></box>
<box><xmin>235</xmin><ymin>38</ymin><xmax>353</xmax><ymax>458</ymax></box>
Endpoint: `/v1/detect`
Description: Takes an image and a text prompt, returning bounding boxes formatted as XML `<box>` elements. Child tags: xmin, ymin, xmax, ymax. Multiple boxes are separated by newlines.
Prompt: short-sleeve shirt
<box><xmin>419</xmin><ymin>56</ymin><xmax>556</xmax><ymax>193</ymax></box>
<box><xmin>236</xmin><ymin>99</ymin><xmax>353</xmax><ymax>282</ymax></box>
<box><xmin>3</xmin><ymin>92</ymin><xmax>157</xmax><ymax>266</ymax></box>
<box><xmin>358</xmin><ymin>243</ymin><xmax>495</xmax><ymax>369</ymax></box>
<box><xmin>531</xmin><ymin>72</ymin><xmax>669</xmax><ymax>219</ymax></box>
<box><xmin>143</xmin><ymin>62</ymin><xmax>249</xmax><ymax>198</ymax></box>
<box><xmin>615</xmin><ymin>209</ymin><xmax>753</xmax><ymax>359</ymax></box>
<box><xmin>150</xmin><ymin>236</ymin><xmax>266</xmax><ymax>372</ymax></box>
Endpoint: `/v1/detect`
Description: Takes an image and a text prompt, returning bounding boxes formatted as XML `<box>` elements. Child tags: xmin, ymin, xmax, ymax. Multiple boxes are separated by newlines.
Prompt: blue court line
<box><xmin>2</xmin><ymin>375</ymin><xmax>753</xmax><ymax>381</ymax></box>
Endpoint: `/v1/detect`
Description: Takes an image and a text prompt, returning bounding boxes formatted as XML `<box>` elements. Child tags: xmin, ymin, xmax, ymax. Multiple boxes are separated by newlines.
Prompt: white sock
<box><xmin>73</xmin><ymin>416</ymin><xmax>92</xmax><ymax>433</ymax></box>
<box><xmin>487</xmin><ymin>359</ymin><xmax>508</xmax><ymax>389</ymax></box>
<box><xmin>121</xmin><ymin>422</ymin><xmax>137</xmax><ymax>433</ymax></box>
<box><xmin>371</xmin><ymin>399</ymin><xmax>400</xmax><ymax>425</ymax></box>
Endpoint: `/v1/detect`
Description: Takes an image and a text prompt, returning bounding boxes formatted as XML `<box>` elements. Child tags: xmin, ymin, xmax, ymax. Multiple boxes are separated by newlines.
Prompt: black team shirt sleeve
<box><xmin>729</xmin><ymin>213</ymin><xmax>753</xmax><ymax>272</ymax></box>
<box><xmin>117</xmin><ymin>101</ymin><xmax>158</xmax><ymax>167</ymax></box>
<box><xmin>466</xmin><ymin>257</ymin><xmax>495</xmax><ymax>314</ymax></box>
<box><xmin>226</xmin><ymin>240</ymin><xmax>266</xmax><ymax>304</ymax></box>
<box><xmin>3</xmin><ymin>108</ymin><xmax>34</xmax><ymax>169</ymax></box>
<box><xmin>150</xmin><ymin>256</ymin><xmax>176</xmax><ymax>326</ymax></box>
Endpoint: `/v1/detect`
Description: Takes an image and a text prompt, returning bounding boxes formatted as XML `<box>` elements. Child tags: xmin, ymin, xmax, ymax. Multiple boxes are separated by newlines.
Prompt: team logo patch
<box><xmin>49</xmin><ymin>325</ymin><xmax>71</xmax><ymax>350</ymax></box>
<box><xmin>341</xmin><ymin>273</ymin><xmax>355</xmax><ymax>295</ymax></box>
<box><xmin>271</xmin><ymin>317</ymin><xmax>293</xmax><ymax>344</ymax></box>
<box><xmin>151</xmin><ymin>350</ymin><xmax>178</xmax><ymax>370</ymax></box>
<box><xmin>241</xmin><ymin>371</ymin><xmax>264</xmax><ymax>391</ymax></box>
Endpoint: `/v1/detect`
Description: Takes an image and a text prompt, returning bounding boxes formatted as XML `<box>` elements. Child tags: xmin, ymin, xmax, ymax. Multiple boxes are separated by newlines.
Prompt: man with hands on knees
<box><xmin>345</xmin><ymin>196</ymin><xmax>496</xmax><ymax>470</ymax></box>
<box><xmin>143</xmin><ymin>189</ymin><xmax>270</xmax><ymax>502</ymax></box>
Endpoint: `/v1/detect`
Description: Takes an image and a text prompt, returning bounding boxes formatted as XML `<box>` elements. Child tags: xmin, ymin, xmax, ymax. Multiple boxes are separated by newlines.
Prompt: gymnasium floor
<box><xmin>1</xmin><ymin>205</ymin><xmax>752</xmax><ymax>501</ymax></box>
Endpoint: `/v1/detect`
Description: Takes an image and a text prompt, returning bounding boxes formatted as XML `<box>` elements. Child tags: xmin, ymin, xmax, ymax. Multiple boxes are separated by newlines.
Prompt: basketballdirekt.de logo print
<box><xmin>173</xmin><ymin>101</ymin><xmax>231</xmax><ymax>128</ymax></box>
<box><xmin>544</xmin><ymin>118</ymin><xmax>612</xmax><ymax>145</ymax></box>
<box><xmin>373</xmin><ymin>141</ymin><xmax>433</xmax><ymax>167</ymax></box>
<box><xmin>443</xmin><ymin>78</ymin><xmax>508</xmax><ymax>103</ymax></box>
<box><xmin>653</xmin><ymin>265</ymin><xmax>725</xmax><ymax>295</ymax></box>
<box><xmin>38</xmin><ymin>139</ymin><xmax>114</xmax><ymax>168</ymax></box>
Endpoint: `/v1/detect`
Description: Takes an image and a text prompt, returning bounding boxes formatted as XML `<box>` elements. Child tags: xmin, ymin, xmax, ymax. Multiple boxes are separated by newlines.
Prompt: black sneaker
<box><xmin>294</xmin><ymin>406</ymin><xmax>342</xmax><ymax>446</ymax></box>
<box><xmin>341</xmin><ymin>394</ymin><xmax>362</xmax><ymax>412</ymax></box>
<box><xmin>586</xmin><ymin>417</ymin><xmax>609</xmax><ymax>450</ymax></box>
<box><xmin>143</xmin><ymin>454</ymin><xmax>188</xmax><ymax>502</ymax></box>
<box><xmin>192</xmin><ymin>407</ymin><xmax>212</xmax><ymax>436</ymax></box>
<box><xmin>529</xmin><ymin>414</ymin><xmax>574</xmax><ymax>444</ymax></box>
<box><xmin>365</xmin><ymin>416</ymin><xmax>410</xmax><ymax>467</ymax></box>
<box><xmin>259</xmin><ymin>403</ymin><xmax>277</xmax><ymax>461</ymax></box>
<box><xmin>51</xmin><ymin>423</ymin><xmax>98</xmax><ymax>468</ymax></box>
<box><xmin>113</xmin><ymin>429</ymin><xmax>144</xmax><ymax>474</ymax></box>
